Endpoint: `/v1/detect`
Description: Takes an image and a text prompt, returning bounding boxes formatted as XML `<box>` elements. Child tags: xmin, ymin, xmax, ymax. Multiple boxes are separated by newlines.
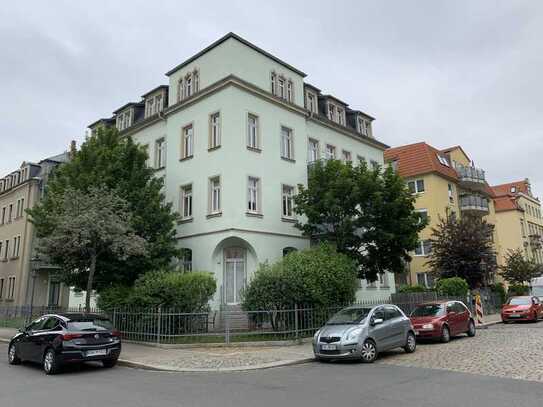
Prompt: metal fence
<box><xmin>0</xmin><ymin>292</ymin><xmax>503</xmax><ymax>345</ymax></box>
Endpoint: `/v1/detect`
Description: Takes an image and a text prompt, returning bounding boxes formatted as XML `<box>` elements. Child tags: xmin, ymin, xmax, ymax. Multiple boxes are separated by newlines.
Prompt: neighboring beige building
<box><xmin>492</xmin><ymin>180</ymin><xmax>543</xmax><ymax>267</ymax></box>
<box><xmin>0</xmin><ymin>153</ymin><xmax>70</xmax><ymax>308</ymax></box>
<box><xmin>385</xmin><ymin>143</ymin><xmax>497</xmax><ymax>288</ymax></box>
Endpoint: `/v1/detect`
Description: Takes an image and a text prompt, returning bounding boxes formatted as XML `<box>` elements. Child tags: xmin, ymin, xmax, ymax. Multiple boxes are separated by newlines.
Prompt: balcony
<box><xmin>460</xmin><ymin>195</ymin><xmax>489</xmax><ymax>215</ymax></box>
<box><xmin>456</xmin><ymin>164</ymin><xmax>487</xmax><ymax>192</ymax></box>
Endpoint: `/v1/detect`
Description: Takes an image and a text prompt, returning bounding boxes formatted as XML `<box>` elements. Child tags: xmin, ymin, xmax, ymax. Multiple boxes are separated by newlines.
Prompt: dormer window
<box><xmin>328</xmin><ymin>103</ymin><xmax>336</xmax><ymax>121</ymax></box>
<box><xmin>357</xmin><ymin>116</ymin><xmax>371</xmax><ymax>137</ymax></box>
<box><xmin>337</xmin><ymin>107</ymin><xmax>345</xmax><ymax>125</ymax></box>
<box><xmin>286</xmin><ymin>80</ymin><xmax>293</xmax><ymax>102</ymax></box>
<box><xmin>116</xmin><ymin>110</ymin><xmax>133</xmax><ymax>131</ymax></box>
<box><xmin>145</xmin><ymin>93</ymin><xmax>164</xmax><ymax>118</ymax></box>
<box><xmin>277</xmin><ymin>76</ymin><xmax>285</xmax><ymax>98</ymax></box>
<box><xmin>437</xmin><ymin>155</ymin><xmax>450</xmax><ymax>167</ymax></box>
<box><xmin>271</xmin><ymin>71</ymin><xmax>294</xmax><ymax>102</ymax></box>
<box><xmin>178</xmin><ymin>69</ymin><xmax>200</xmax><ymax>102</ymax></box>
<box><xmin>511</xmin><ymin>186</ymin><xmax>517</xmax><ymax>193</ymax></box>
<box><xmin>305</xmin><ymin>91</ymin><xmax>317</xmax><ymax>113</ymax></box>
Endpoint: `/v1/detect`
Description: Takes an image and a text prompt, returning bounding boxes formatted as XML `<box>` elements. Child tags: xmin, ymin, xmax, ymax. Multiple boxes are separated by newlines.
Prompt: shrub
<box><xmin>435</xmin><ymin>277</ymin><xmax>469</xmax><ymax>297</ymax></box>
<box><xmin>507</xmin><ymin>283</ymin><xmax>530</xmax><ymax>297</ymax></box>
<box><xmin>97</xmin><ymin>270</ymin><xmax>216</xmax><ymax>312</ymax></box>
<box><xmin>242</xmin><ymin>244</ymin><xmax>358</xmax><ymax>311</ymax></box>
<box><xmin>397</xmin><ymin>284</ymin><xmax>428</xmax><ymax>293</ymax></box>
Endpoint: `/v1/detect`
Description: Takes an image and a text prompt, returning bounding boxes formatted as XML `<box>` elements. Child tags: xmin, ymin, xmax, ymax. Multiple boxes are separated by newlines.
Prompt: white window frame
<box><xmin>408</xmin><ymin>179</ymin><xmax>425</xmax><ymax>194</ymax></box>
<box><xmin>325</xmin><ymin>144</ymin><xmax>336</xmax><ymax>160</ymax></box>
<box><xmin>247</xmin><ymin>113</ymin><xmax>260</xmax><ymax>150</ymax></box>
<box><xmin>181</xmin><ymin>124</ymin><xmax>194</xmax><ymax>159</ymax></box>
<box><xmin>277</xmin><ymin>76</ymin><xmax>285</xmax><ymax>99</ymax></box>
<box><xmin>281</xmin><ymin>184</ymin><xmax>295</xmax><ymax>218</ymax></box>
<box><xmin>305</xmin><ymin>90</ymin><xmax>317</xmax><ymax>113</ymax></box>
<box><xmin>209</xmin><ymin>112</ymin><xmax>221</xmax><ymax>149</ymax></box>
<box><xmin>415</xmin><ymin>209</ymin><xmax>429</xmax><ymax>225</ymax></box>
<box><xmin>209</xmin><ymin>176</ymin><xmax>221</xmax><ymax>214</ymax></box>
<box><xmin>308</xmin><ymin>138</ymin><xmax>319</xmax><ymax>162</ymax></box>
<box><xmin>280</xmin><ymin>126</ymin><xmax>294</xmax><ymax>160</ymax></box>
<box><xmin>342</xmin><ymin>150</ymin><xmax>352</xmax><ymax>163</ymax></box>
<box><xmin>7</xmin><ymin>276</ymin><xmax>15</xmax><ymax>299</ymax></box>
<box><xmin>287</xmin><ymin>80</ymin><xmax>293</xmax><ymax>102</ymax></box>
<box><xmin>247</xmin><ymin>177</ymin><xmax>260</xmax><ymax>214</ymax></box>
<box><xmin>414</xmin><ymin>240</ymin><xmax>432</xmax><ymax>257</ymax></box>
<box><xmin>155</xmin><ymin>138</ymin><xmax>166</xmax><ymax>169</ymax></box>
<box><xmin>180</xmin><ymin>184</ymin><xmax>193</xmax><ymax>220</ymax></box>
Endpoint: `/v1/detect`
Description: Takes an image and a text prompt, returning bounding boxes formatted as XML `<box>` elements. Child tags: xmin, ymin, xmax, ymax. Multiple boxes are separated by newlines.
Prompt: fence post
<box><xmin>157</xmin><ymin>305</ymin><xmax>162</xmax><ymax>345</ymax></box>
<box><xmin>225</xmin><ymin>310</ymin><xmax>230</xmax><ymax>345</ymax></box>
<box><xmin>294</xmin><ymin>304</ymin><xmax>299</xmax><ymax>343</ymax></box>
<box><xmin>112</xmin><ymin>308</ymin><xmax>117</xmax><ymax>330</ymax></box>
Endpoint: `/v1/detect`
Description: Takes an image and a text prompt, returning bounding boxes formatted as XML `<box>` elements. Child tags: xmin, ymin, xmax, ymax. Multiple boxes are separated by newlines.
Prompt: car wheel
<box><xmin>440</xmin><ymin>325</ymin><xmax>450</xmax><ymax>343</ymax></box>
<box><xmin>8</xmin><ymin>343</ymin><xmax>21</xmax><ymax>365</ymax></box>
<box><xmin>403</xmin><ymin>332</ymin><xmax>416</xmax><ymax>353</ymax></box>
<box><xmin>360</xmin><ymin>340</ymin><xmax>378</xmax><ymax>363</ymax></box>
<box><xmin>102</xmin><ymin>358</ymin><xmax>118</xmax><ymax>368</ymax></box>
<box><xmin>43</xmin><ymin>349</ymin><xmax>59</xmax><ymax>375</ymax></box>
<box><xmin>467</xmin><ymin>320</ymin><xmax>476</xmax><ymax>337</ymax></box>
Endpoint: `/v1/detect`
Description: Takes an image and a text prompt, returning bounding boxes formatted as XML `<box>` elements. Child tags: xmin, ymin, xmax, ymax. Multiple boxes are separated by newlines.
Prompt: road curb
<box><xmin>117</xmin><ymin>357</ymin><xmax>315</xmax><ymax>373</ymax></box>
<box><xmin>476</xmin><ymin>320</ymin><xmax>502</xmax><ymax>329</ymax></box>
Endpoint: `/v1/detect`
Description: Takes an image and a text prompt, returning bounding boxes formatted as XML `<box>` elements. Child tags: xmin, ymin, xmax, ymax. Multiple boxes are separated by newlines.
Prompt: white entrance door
<box><xmin>224</xmin><ymin>247</ymin><xmax>246</xmax><ymax>305</ymax></box>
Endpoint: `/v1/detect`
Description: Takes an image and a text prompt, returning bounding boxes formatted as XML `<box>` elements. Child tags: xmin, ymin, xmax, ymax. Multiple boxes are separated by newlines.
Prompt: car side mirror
<box><xmin>371</xmin><ymin>318</ymin><xmax>384</xmax><ymax>326</ymax></box>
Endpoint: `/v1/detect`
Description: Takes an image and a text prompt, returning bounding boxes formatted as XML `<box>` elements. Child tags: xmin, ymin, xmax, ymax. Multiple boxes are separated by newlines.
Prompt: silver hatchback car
<box><xmin>313</xmin><ymin>304</ymin><xmax>416</xmax><ymax>363</ymax></box>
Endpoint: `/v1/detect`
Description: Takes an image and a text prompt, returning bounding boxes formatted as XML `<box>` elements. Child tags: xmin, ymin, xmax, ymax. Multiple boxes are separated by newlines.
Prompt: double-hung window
<box><xmin>180</xmin><ymin>184</ymin><xmax>193</xmax><ymax>219</ymax></box>
<box><xmin>155</xmin><ymin>138</ymin><xmax>166</xmax><ymax>169</ymax></box>
<box><xmin>280</xmin><ymin>127</ymin><xmax>294</xmax><ymax>160</ymax></box>
<box><xmin>414</xmin><ymin>240</ymin><xmax>432</xmax><ymax>256</ymax></box>
<box><xmin>209</xmin><ymin>112</ymin><xmax>221</xmax><ymax>149</ymax></box>
<box><xmin>408</xmin><ymin>179</ymin><xmax>425</xmax><ymax>194</ymax></box>
<box><xmin>287</xmin><ymin>80</ymin><xmax>293</xmax><ymax>102</ymax></box>
<box><xmin>181</xmin><ymin>125</ymin><xmax>194</xmax><ymax>159</ymax></box>
<box><xmin>209</xmin><ymin>177</ymin><xmax>221</xmax><ymax>214</ymax></box>
<box><xmin>342</xmin><ymin>150</ymin><xmax>352</xmax><ymax>163</ymax></box>
<box><xmin>308</xmin><ymin>139</ymin><xmax>319</xmax><ymax>162</ymax></box>
<box><xmin>7</xmin><ymin>276</ymin><xmax>15</xmax><ymax>299</ymax></box>
<box><xmin>306</xmin><ymin>92</ymin><xmax>316</xmax><ymax>113</ymax></box>
<box><xmin>12</xmin><ymin>236</ymin><xmax>20</xmax><ymax>258</ymax></box>
<box><xmin>282</xmin><ymin>185</ymin><xmax>295</xmax><ymax>218</ymax></box>
<box><xmin>277</xmin><ymin>77</ymin><xmax>285</xmax><ymax>98</ymax></box>
<box><xmin>247</xmin><ymin>177</ymin><xmax>260</xmax><ymax>213</ymax></box>
<box><xmin>325</xmin><ymin>144</ymin><xmax>336</xmax><ymax>160</ymax></box>
<box><xmin>3</xmin><ymin>240</ymin><xmax>8</xmax><ymax>260</ymax></box>
<box><xmin>247</xmin><ymin>114</ymin><xmax>259</xmax><ymax>149</ymax></box>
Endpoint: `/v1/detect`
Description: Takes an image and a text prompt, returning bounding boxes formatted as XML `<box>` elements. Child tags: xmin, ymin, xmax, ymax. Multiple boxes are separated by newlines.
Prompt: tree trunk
<box><xmin>86</xmin><ymin>253</ymin><xmax>96</xmax><ymax>314</ymax></box>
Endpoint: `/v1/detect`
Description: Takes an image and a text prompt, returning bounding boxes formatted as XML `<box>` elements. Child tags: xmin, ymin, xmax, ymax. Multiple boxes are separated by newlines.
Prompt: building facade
<box><xmin>0</xmin><ymin>153</ymin><xmax>70</xmax><ymax>308</ymax></box>
<box><xmin>492</xmin><ymin>180</ymin><xmax>543</xmax><ymax>266</ymax></box>
<box><xmin>89</xmin><ymin>33</ymin><xmax>395</xmax><ymax>308</ymax></box>
<box><xmin>385</xmin><ymin>143</ymin><xmax>498</xmax><ymax>288</ymax></box>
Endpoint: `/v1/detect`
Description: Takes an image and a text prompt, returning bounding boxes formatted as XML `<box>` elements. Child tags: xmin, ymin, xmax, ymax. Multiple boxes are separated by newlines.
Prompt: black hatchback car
<box><xmin>8</xmin><ymin>313</ymin><xmax>121</xmax><ymax>374</ymax></box>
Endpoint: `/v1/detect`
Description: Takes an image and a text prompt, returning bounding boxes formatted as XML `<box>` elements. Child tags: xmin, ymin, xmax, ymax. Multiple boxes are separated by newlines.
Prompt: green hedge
<box><xmin>435</xmin><ymin>277</ymin><xmax>469</xmax><ymax>297</ymax></box>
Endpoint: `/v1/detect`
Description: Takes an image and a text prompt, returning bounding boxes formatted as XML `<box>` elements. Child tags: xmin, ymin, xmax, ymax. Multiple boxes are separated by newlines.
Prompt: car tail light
<box><xmin>62</xmin><ymin>333</ymin><xmax>83</xmax><ymax>341</ymax></box>
<box><xmin>111</xmin><ymin>330</ymin><xmax>121</xmax><ymax>337</ymax></box>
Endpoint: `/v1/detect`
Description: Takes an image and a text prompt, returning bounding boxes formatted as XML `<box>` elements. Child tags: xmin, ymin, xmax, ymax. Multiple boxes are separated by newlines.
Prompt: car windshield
<box><xmin>327</xmin><ymin>307</ymin><xmax>372</xmax><ymax>325</ymax></box>
<box><xmin>411</xmin><ymin>304</ymin><xmax>445</xmax><ymax>317</ymax></box>
<box><xmin>67</xmin><ymin>318</ymin><xmax>113</xmax><ymax>331</ymax></box>
<box><xmin>507</xmin><ymin>298</ymin><xmax>531</xmax><ymax>306</ymax></box>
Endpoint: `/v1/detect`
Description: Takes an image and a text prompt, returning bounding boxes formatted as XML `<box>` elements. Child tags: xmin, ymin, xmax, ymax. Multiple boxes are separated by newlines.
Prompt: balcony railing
<box><xmin>529</xmin><ymin>233</ymin><xmax>542</xmax><ymax>248</ymax></box>
<box><xmin>460</xmin><ymin>195</ymin><xmax>489</xmax><ymax>213</ymax></box>
<box><xmin>456</xmin><ymin>164</ymin><xmax>486</xmax><ymax>184</ymax></box>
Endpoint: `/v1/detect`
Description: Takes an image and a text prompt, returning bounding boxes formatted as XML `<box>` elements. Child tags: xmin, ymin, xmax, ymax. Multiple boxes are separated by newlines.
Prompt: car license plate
<box><xmin>321</xmin><ymin>344</ymin><xmax>337</xmax><ymax>351</ymax></box>
<box><xmin>508</xmin><ymin>314</ymin><xmax>520</xmax><ymax>318</ymax></box>
<box><xmin>86</xmin><ymin>349</ymin><xmax>107</xmax><ymax>357</ymax></box>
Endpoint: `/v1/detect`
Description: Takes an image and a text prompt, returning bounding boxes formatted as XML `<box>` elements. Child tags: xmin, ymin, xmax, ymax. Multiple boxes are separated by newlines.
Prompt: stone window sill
<box><xmin>206</xmin><ymin>212</ymin><xmax>222</xmax><ymax>219</ymax></box>
<box><xmin>179</xmin><ymin>155</ymin><xmax>194</xmax><ymax>162</ymax></box>
<box><xmin>246</xmin><ymin>212</ymin><xmax>263</xmax><ymax>219</ymax></box>
<box><xmin>208</xmin><ymin>145</ymin><xmax>221</xmax><ymax>152</ymax></box>
<box><xmin>281</xmin><ymin>217</ymin><xmax>296</xmax><ymax>223</ymax></box>
<box><xmin>247</xmin><ymin>146</ymin><xmax>262</xmax><ymax>153</ymax></box>
<box><xmin>177</xmin><ymin>217</ymin><xmax>194</xmax><ymax>224</ymax></box>
<box><xmin>281</xmin><ymin>156</ymin><xmax>296</xmax><ymax>163</ymax></box>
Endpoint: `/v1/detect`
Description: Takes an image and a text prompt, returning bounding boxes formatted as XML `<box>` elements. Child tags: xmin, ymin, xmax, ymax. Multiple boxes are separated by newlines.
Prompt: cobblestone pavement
<box><xmin>121</xmin><ymin>342</ymin><xmax>314</xmax><ymax>370</ymax></box>
<box><xmin>378</xmin><ymin>321</ymin><xmax>543</xmax><ymax>382</ymax></box>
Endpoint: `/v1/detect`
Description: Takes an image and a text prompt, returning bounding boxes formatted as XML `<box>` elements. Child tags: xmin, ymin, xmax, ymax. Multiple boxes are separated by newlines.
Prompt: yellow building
<box><xmin>491</xmin><ymin>180</ymin><xmax>543</xmax><ymax>267</ymax></box>
<box><xmin>385</xmin><ymin>143</ymin><xmax>497</xmax><ymax>288</ymax></box>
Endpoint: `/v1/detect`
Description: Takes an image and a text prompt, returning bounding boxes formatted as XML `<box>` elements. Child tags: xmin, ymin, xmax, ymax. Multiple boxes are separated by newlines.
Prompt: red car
<box><xmin>410</xmin><ymin>301</ymin><xmax>476</xmax><ymax>343</ymax></box>
<box><xmin>501</xmin><ymin>296</ymin><xmax>542</xmax><ymax>323</ymax></box>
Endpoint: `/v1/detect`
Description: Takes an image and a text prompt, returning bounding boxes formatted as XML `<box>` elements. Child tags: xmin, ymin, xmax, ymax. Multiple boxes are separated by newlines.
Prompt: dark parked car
<box><xmin>410</xmin><ymin>301</ymin><xmax>476</xmax><ymax>342</ymax></box>
<box><xmin>8</xmin><ymin>313</ymin><xmax>121</xmax><ymax>375</ymax></box>
<box><xmin>501</xmin><ymin>296</ymin><xmax>542</xmax><ymax>323</ymax></box>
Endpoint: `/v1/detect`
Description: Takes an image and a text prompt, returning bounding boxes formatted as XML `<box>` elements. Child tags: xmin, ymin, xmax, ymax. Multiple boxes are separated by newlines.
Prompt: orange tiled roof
<box><xmin>384</xmin><ymin>142</ymin><xmax>459</xmax><ymax>181</ymax></box>
<box><xmin>491</xmin><ymin>180</ymin><xmax>530</xmax><ymax>197</ymax></box>
<box><xmin>493</xmin><ymin>195</ymin><xmax>521</xmax><ymax>212</ymax></box>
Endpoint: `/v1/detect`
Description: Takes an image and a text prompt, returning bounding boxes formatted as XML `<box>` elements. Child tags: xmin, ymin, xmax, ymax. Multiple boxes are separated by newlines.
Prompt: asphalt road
<box><xmin>0</xmin><ymin>343</ymin><xmax>542</xmax><ymax>407</ymax></box>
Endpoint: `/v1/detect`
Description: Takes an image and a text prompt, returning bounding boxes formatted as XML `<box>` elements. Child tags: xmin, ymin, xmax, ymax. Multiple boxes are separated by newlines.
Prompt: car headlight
<box><xmin>422</xmin><ymin>323</ymin><xmax>434</xmax><ymax>330</ymax></box>
<box><xmin>344</xmin><ymin>327</ymin><xmax>363</xmax><ymax>342</ymax></box>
